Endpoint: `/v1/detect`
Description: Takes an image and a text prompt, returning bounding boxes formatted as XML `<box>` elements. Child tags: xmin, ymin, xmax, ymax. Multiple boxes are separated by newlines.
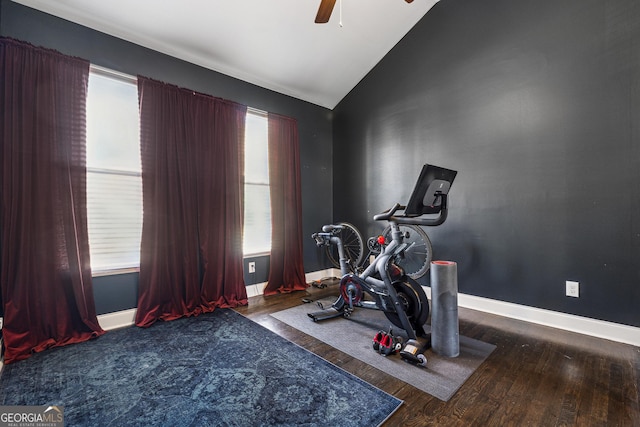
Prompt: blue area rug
<box><xmin>0</xmin><ymin>309</ymin><xmax>402</xmax><ymax>426</ymax></box>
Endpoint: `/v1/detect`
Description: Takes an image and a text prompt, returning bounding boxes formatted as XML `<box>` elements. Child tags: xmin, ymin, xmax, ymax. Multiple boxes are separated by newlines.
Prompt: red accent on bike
<box><xmin>340</xmin><ymin>277</ymin><xmax>363</xmax><ymax>304</ymax></box>
<box><xmin>377</xmin><ymin>235</ymin><xmax>386</xmax><ymax>245</ymax></box>
<box><xmin>388</xmin><ymin>263</ymin><xmax>404</xmax><ymax>281</ymax></box>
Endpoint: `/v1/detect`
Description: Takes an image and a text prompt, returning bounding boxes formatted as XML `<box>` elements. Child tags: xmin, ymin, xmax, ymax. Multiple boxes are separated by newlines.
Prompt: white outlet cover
<box><xmin>566</xmin><ymin>280</ymin><xmax>580</xmax><ymax>297</ymax></box>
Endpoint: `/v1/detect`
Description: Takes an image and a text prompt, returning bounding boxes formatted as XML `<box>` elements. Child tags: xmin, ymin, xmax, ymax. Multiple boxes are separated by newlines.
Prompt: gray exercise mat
<box><xmin>271</xmin><ymin>298</ymin><xmax>496</xmax><ymax>401</ymax></box>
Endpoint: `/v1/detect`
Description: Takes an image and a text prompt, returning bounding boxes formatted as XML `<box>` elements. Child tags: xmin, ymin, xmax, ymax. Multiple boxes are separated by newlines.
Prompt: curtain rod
<box><xmin>90</xmin><ymin>64</ymin><xmax>267</xmax><ymax>116</ymax></box>
<box><xmin>247</xmin><ymin>106</ymin><xmax>268</xmax><ymax>116</ymax></box>
<box><xmin>89</xmin><ymin>64</ymin><xmax>137</xmax><ymax>84</ymax></box>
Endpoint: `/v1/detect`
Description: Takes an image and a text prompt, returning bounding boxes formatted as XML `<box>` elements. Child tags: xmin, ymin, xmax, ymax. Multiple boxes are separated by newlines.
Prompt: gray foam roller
<box><xmin>430</xmin><ymin>261</ymin><xmax>460</xmax><ymax>357</ymax></box>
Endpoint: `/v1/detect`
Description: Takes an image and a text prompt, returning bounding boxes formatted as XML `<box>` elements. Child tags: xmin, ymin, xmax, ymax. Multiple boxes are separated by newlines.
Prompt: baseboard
<box><xmin>422</xmin><ymin>287</ymin><xmax>640</xmax><ymax>347</ymax></box>
<box><xmin>97</xmin><ymin>269</ymin><xmax>339</xmax><ymax>330</ymax></box>
<box><xmin>244</xmin><ymin>282</ymin><xmax>266</xmax><ymax>298</ymax></box>
<box><xmin>98</xmin><ymin>308</ymin><xmax>137</xmax><ymax>331</ymax></box>
<box><xmin>94</xmin><ymin>270</ymin><xmax>639</xmax><ymax>347</ymax></box>
<box><xmin>305</xmin><ymin>268</ymin><xmax>340</xmax><ymax>285</ymax></box>
<box><xmin>244</xmin><ymin>268</ymin><xmax>338</xmax><ymax>298</ymax></box>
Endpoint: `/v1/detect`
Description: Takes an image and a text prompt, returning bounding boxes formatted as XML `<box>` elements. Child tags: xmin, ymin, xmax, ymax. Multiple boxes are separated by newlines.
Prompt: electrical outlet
<box><xmin>248</xmin><ymin>262</ymin><xmax>256</xmax><ymax>274</ymax></box>
<box><xmin>566</xmin><ymin>280</ymin><xmax>579</xmax><ymax>298</ymax></box>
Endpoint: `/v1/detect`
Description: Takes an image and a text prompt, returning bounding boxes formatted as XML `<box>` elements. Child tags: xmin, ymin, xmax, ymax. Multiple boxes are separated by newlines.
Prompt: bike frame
<box><xmin>342</xmin><ymin>221</ymin><xmax>421</xmax><ymax>339</ymax></box>
<box><xmin>312</xmin><ymin>196</ymin><xmax>447</xmax><ymax>340</ymax></box>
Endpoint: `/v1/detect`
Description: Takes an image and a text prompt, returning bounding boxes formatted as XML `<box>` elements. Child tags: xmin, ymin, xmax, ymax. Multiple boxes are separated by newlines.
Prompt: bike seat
<box><xmin>322</xmin><ymin>224</ymin><xmax>344</xmax><ymax>232</ymax></box>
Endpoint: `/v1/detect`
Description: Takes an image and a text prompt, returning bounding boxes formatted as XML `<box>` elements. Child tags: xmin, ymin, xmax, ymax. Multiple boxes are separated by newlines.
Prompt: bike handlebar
<box><xmin>312</xmin><ymin>224</ymin><xmax>345</xmax><ymax>247</ymax></box>
<box><xmin>373</xmin><ymin>193</ymin><xmax>449</xmax><ymax>227</ymax></box>
<box><xmin>322</xmin><ymin>224</ymin><xmax>344</xmax><ymax>233</ymax></box>
<box><xmin>372</xmin><ymin>203</ymin><xmax>404</xmax><ymax>221</ymax></box>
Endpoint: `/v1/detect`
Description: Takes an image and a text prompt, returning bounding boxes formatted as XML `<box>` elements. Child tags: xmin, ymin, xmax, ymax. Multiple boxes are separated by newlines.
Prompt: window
<box><xmin>86</xmin><ymin>70</ymin><xmax>268</xmax><ymax>268</ymax></box>
<box><xmin>243</xmin><ymin>110</ymin><xmax>271</xmax><ymax>255</ymax></box>
<box><xmin>86</xmin><ymin>67</ymin><xmax>142</xmax><ymax>274</ymax></box>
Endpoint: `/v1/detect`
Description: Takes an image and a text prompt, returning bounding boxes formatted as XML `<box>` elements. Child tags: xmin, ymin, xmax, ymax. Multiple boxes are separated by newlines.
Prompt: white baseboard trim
<box><xmin>97</xmin><ymin>269</ymin><xmax>339</xmax><ymax>330</ymax></box>
<box><xmin>95</xmin><ymin>270</ymin><xmax>639</xmax><ymax>347</ymax></box>
<box><xmin>245</xmin><ymin>283</ymin><xmax>266</xmax><ymax>298</ymax></box>
<box><xmin>422</xmin><ymin>287</ymin><xmax>640</xmax><ymax>347</ymax></box>
<box><xmin>98</xmin><ymin>308</ymin><xmax>137</xmax><ymax>331</ymax></box>
<box><xmin>244</xmin><ymin>269</ymin><xmax>338</xmax><ymax>298</ymax></box>
<box><xmin>306</xmin><ymin>268</ymin><xmax>340</xmax><ymax>284</ymax></box>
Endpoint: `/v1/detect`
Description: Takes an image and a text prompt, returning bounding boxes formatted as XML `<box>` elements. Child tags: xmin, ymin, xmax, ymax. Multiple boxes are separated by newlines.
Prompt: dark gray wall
<box><xmin>334</xmin><ymin>0</ymin><xmax>640</xmax><ymax>327</ymax></box>
<box><xmin>0</xmin><ymin>0</ymin><xmax>334</xmax><ymax>314</ymax></box>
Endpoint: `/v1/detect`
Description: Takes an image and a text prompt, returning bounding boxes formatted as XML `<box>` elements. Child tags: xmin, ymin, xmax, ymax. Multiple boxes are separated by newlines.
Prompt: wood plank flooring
<box><xmin>234</xmin><ymin>283</ymin><xmax>640</xmax><ymax>426</ymax></box>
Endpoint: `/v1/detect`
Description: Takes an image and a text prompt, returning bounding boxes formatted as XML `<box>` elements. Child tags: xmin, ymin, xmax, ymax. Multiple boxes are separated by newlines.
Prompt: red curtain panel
<box><xmin>263</xmin><ymin>113</ymin><xmax>308</xmax><ymax>295</ymax></box>
<box><xmin>135</xmin><ymin>77</ymin><xmax>248</xmax><ymax>327</ymax></box>
<box><xmin>0</xmin><ymin>38</ymin><xmax>104</xmax><ymax>363</ymax></box>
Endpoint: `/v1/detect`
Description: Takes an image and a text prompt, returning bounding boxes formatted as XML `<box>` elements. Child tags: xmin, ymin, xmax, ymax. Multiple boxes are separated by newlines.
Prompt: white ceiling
<box><xmin>13</xmin><ymin>0</ymin><xmax>439</xmax><ymax>109</ymax></box>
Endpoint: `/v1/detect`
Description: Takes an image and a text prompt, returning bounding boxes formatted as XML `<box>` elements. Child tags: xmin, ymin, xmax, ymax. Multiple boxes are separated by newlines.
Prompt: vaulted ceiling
<box><xmin>13</xmin><ymin>0</ymin><xmax>440</xmax><ymax>109</ymax></box>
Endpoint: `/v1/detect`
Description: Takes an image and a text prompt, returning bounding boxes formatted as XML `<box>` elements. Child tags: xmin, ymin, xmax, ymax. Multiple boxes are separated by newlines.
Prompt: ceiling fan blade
<box><xmin>315</xmin><ymin>0</ymin><xmax>337</xmax><ymax>23</ymax></box>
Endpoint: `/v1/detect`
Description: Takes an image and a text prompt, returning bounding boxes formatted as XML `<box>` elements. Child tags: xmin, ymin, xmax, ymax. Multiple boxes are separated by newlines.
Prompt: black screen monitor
<box><xmin>404</xmin><ymin>164</ymin><xmax>457</xmax><ymax>217</ymax></box>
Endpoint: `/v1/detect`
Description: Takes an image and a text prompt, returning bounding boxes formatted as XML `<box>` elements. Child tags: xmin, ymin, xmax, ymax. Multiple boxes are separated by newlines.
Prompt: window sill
<box><xmin>91</xmin><ymin>255</ymin><xmax>271</xmax><ymax>277</ymax></box>
<box><xmin>243</xmin><ymin>251</ymin><xmax>271</xmax><ymax>258</ymax></box>
<box><xmin>92</xmin><ymin>267</ymin><xmax>140</xmax><ymax>277</ymax></box>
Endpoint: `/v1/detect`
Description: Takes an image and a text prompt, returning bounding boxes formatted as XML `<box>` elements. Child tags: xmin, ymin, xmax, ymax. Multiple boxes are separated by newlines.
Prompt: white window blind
<box><xmin>243</xmin><ymin>110</ymin><xmax>271</xmax><ymax>255</ymax></box>
<box><xmin>86</xmin><ymin>67</ymin><xmax>142</xmax><ymax>274</ymax></box>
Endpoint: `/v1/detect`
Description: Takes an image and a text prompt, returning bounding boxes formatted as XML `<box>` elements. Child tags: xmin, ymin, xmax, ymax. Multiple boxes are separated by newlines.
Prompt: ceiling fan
<box><xmin>315</xmin><ymin>0</ymin><xmax>414</xmax><ymax>24</ymax></box>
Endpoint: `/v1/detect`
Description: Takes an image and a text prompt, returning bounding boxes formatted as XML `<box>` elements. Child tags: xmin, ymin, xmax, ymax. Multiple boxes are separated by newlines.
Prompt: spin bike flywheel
<box><xmin>384</xmin><ymin>279</ymin><xmax>430</xmax><ymax>333</ymax></box>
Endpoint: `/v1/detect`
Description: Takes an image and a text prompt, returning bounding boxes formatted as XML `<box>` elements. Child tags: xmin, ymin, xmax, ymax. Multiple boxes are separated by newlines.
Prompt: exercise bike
<box><xmin>309</xmin><ymin>164</ymin><xmax>457</xmax><ymax>364</ymax></box>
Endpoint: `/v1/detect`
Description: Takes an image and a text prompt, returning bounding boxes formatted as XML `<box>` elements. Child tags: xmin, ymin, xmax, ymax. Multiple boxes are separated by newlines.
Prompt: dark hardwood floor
<box><xmin>234</xmin><ymin>284</ymin><xmax>640</xmax><ymax>426</ymax></box>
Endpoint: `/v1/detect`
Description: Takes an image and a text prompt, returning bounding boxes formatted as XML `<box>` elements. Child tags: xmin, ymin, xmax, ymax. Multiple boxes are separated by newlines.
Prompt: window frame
<box><xmin>243</xmin><ymin>108</ymin><xmax>271</xmax><ymax>257</ymax></box>
<box><xmin>86</xmin><ymin>65</ymin><xmax>142</xmax><ymax>276</ymax></box>
<box><xmin>86</xmin><ymin>68</ymin><xmax>273</xmax><ymax>272</ymax></box>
